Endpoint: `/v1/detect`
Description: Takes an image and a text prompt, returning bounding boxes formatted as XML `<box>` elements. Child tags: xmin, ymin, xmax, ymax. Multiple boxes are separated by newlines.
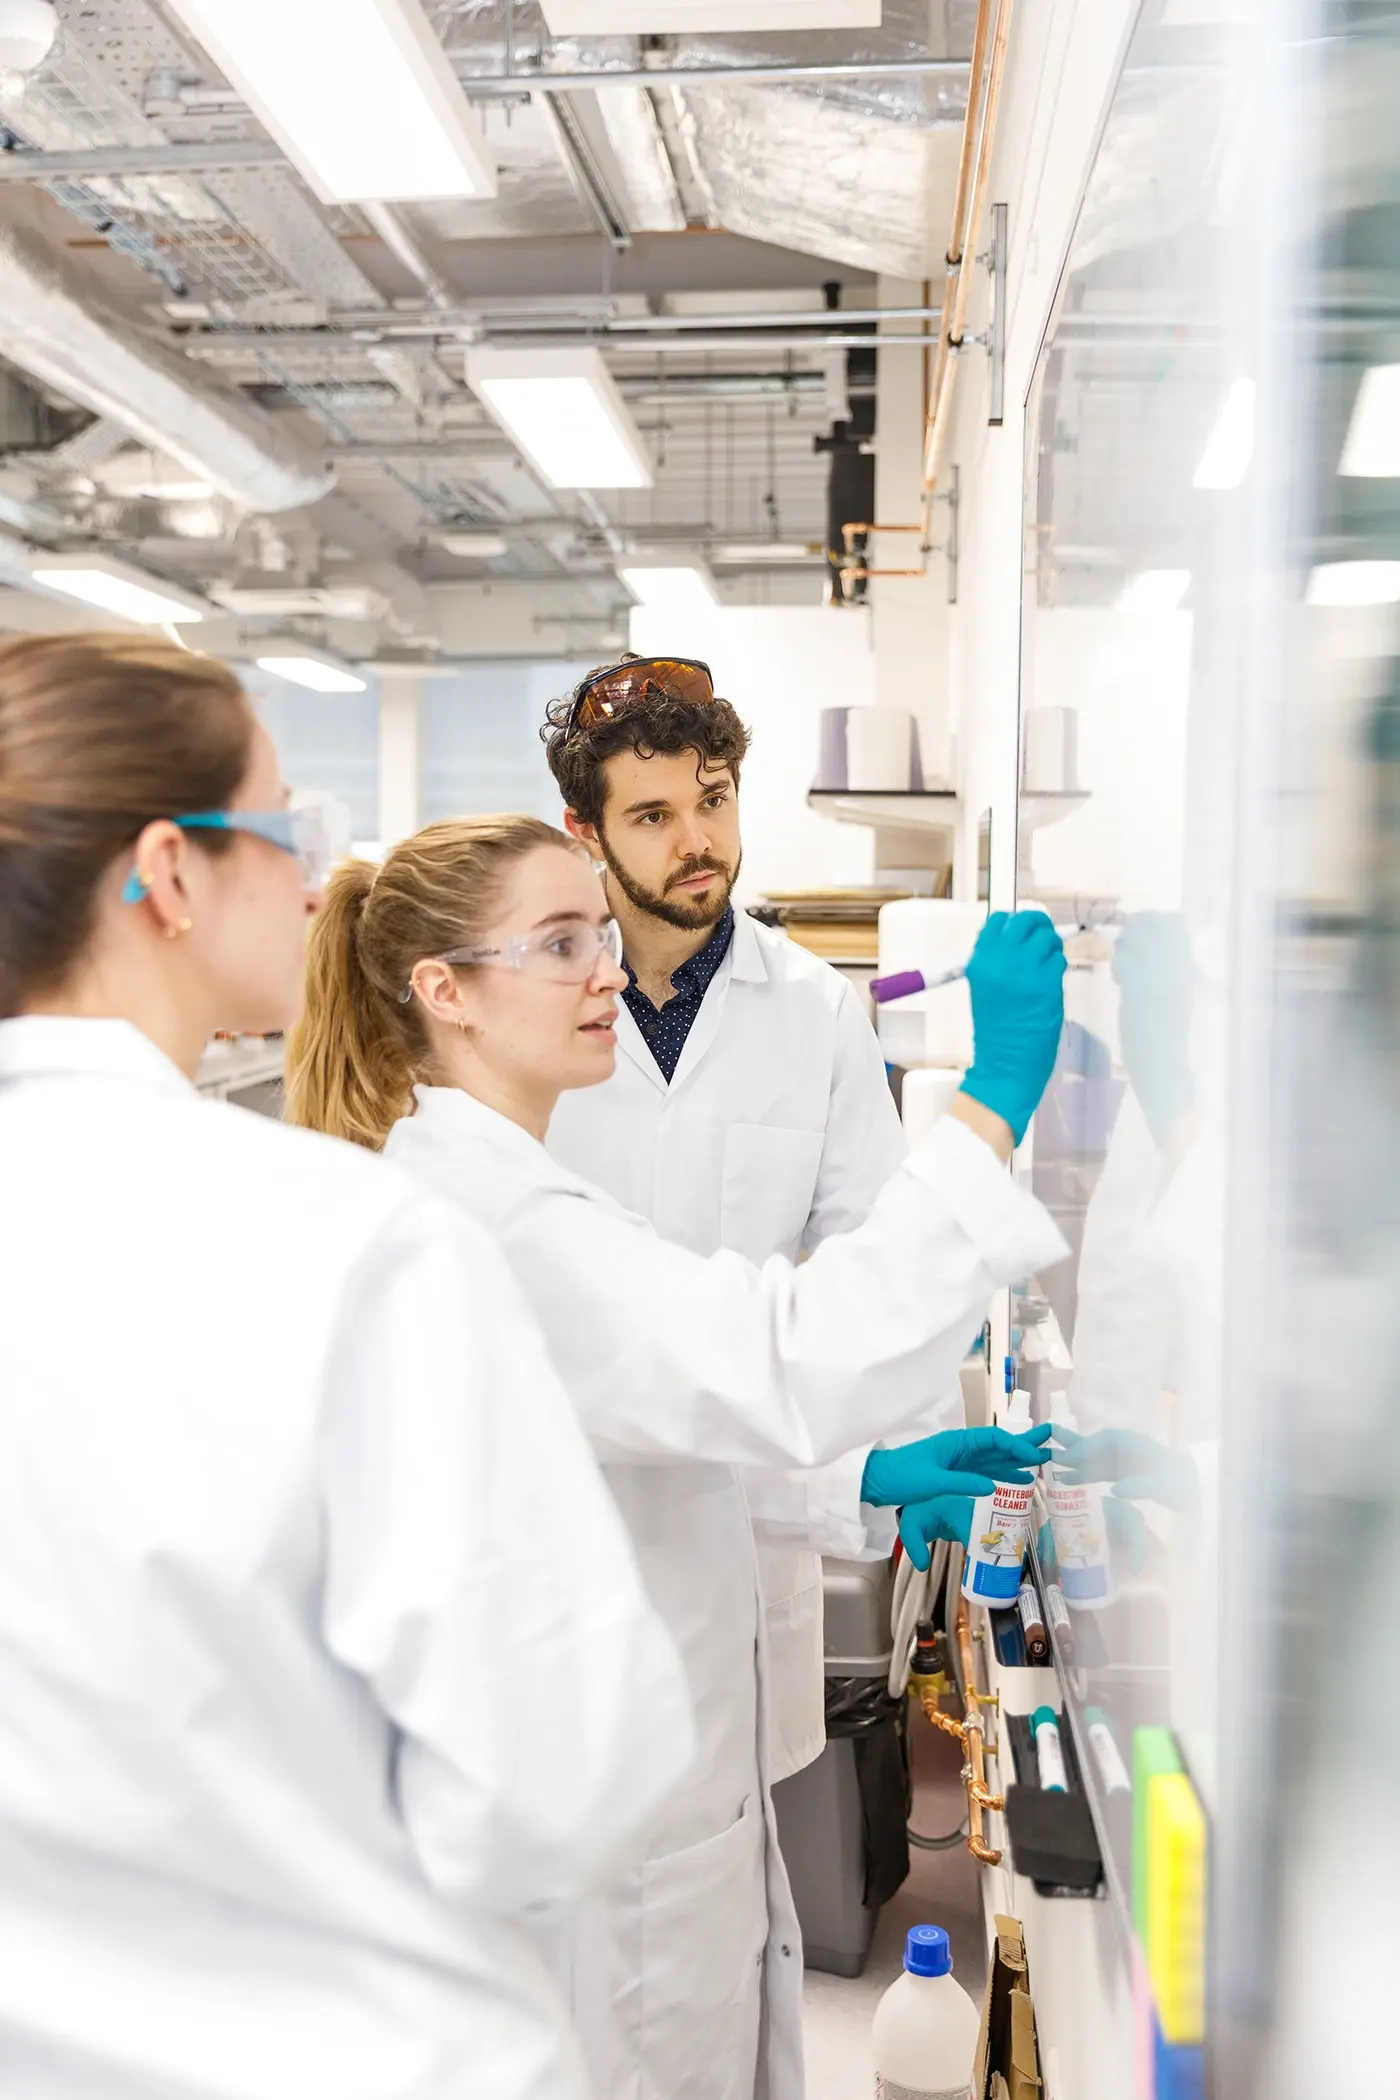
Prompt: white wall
<box><xmin>629</xmin><ymin>604</ymin><xmax>877</xmax><ymax>901</ymax></box>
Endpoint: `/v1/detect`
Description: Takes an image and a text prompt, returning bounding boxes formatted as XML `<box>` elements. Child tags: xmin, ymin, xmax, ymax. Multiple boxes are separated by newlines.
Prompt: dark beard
<box><xmin>597</xmin><ymin>832</ymin><xmax>741</xmax><ymax>932</ymax></box>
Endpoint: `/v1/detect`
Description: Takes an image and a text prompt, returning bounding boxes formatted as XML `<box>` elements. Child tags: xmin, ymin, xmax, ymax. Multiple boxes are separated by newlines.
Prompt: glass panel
<box><xmin>420</xmin><ymin>659</ymin><xmax>597</xmax><ymax>824</ymax></box>
<box><xmin>1013</xmin><ymin>3</ymin><xmax>1400</xmax><ymax>2085</ymax></box>
<box><xmin>251</xmin><ymin>673</ymin><xmax>380</xmax><ymax>846</ymax></box>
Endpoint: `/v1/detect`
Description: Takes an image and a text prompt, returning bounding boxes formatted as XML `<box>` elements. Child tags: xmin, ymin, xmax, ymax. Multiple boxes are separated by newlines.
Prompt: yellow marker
<box><xmin>1145</xmin><ymin>1771</ymin><xmax>1205</xmax><ymax>2045</ymax></box>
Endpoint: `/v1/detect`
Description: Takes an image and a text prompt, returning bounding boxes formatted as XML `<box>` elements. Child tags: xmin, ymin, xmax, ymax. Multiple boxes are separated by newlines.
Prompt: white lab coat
<box><xmin>386</xmin><ymin>1083</ymin><xmax>1067</xmax><ymax>2100</ymax></box>
<box><xmin>547</xmin><ymin>910</ymin><xmax>911</xmax><ymax>1785</ymax></box>
<box><xmin>0</xmin><ymin>1017</ymin><xmax>694</xmax><ymax>2100</ymax></box>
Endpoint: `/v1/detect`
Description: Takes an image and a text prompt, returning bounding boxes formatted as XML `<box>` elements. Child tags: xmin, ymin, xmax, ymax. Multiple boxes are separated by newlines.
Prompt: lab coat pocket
<box><xmin>720</xmin><ymin>1123</ymin><xmax>826</xmax><ymax>1263</ymax></box>
<box><xmin>636</xmin><ymin>1792</ymin><xmax>768</xmax><ymax>2098</ymax></box>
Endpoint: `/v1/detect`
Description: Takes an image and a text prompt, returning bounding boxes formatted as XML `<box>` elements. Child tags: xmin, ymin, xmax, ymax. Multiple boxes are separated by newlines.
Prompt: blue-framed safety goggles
<box><xmin>121</xmin><ymin>804</ymin><xmax>332</xmax><ymax>903</ymax></box>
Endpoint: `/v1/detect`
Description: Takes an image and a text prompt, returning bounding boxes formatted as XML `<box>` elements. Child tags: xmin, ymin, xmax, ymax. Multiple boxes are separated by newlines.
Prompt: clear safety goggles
<box><xmin>403</xmin><ymin>915</ymin><xmax>624</xmax><ymax>1000</ymax></box>
<box><xmin>121</xmin><ymin>802</ymin><xmax>333</xmax><ymax>902</ymax></box>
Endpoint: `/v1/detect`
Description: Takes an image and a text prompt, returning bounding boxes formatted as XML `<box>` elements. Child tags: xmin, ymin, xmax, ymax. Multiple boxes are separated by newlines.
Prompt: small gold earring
<box><xmin>162</xmin><ymin>917</ymin><xmax>193</xmax><ymax>941</ymax></box>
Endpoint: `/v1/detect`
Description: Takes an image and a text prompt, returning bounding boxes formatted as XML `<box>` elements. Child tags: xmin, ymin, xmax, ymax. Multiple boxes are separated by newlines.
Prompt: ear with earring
<box><xmin>123</xmin><ymin>866</ymin><xmax>192</xmax><ymax>939</ymax></box>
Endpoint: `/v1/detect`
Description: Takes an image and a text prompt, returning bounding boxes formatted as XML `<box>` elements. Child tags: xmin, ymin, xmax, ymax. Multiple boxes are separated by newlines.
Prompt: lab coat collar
<box><xmin>409</xmin><ymin>1081</ymin><xmax>565</xmax><ymax>1177</ymax></box>
<box><xmin>612</xmin><ymin>903</ymin><xmax>769</xmax><ymax>1097</ymax></box>
<box><xmin>0</xmin><ymin>1015</ymin><xmax>194</xmax><ymax>1094</ymax></box>
<box><xmin>727</xmin><ymin>905</ymin><xmax>771</xmax><ymax>985</ymax></box>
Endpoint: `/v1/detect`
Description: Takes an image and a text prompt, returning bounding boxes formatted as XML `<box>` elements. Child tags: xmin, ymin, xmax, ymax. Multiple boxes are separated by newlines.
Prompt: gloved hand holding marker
<box><xmin>874</xmin><ymin>912</ymin><xmax>1068</xmax><ymax>1148</ymax></box>
<box><xmin>862</xmin><ymin>1422</ymin><xmax>1056</xmax><ymax>1572</ymax></box>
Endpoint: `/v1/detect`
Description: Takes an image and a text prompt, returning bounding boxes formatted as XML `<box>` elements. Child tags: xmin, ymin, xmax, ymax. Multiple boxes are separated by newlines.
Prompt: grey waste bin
<box><xmin>771</xmin><ymin>1556</ymin><xmax>908</xmax><ymax>1978</ymax></box>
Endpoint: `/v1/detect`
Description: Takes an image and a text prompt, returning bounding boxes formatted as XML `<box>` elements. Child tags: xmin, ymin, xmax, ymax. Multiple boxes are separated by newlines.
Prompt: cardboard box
<box><xmin>974</xmin><ymin>1914</ymin><xmax>1042</xmax><ymax>2100</ymax></box>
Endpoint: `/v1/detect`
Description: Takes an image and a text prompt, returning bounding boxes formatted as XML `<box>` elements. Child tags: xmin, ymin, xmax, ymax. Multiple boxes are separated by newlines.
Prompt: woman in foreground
<box><xmin>0</xmin><ymin>637</ymin><xmax>691</xmax><ymax>2100</ymax></box>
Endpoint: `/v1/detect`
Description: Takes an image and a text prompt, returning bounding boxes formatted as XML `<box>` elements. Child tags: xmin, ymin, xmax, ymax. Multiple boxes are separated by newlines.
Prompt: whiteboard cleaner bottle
<box><xmin>873</xmin><ymin>1925</ymin><xmax>980</xmax><ymax>2100</ymax></box>
<box><xmin>961</xmin><ymin>1389</ymin><xmax>1036</xmax><ymax>1604</ymax></box>
<box><xmin>1044</xmin><ymin>1398</ymin><xmax>1115</xmax><ymax>1609</ymax></box>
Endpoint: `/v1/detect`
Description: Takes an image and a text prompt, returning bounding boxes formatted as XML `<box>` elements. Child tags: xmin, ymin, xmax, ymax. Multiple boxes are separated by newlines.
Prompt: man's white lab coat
<box><xmin>0</xmin><ymin>1017</ymin><xmax>692</xmax><ymax>2100</ymax></box>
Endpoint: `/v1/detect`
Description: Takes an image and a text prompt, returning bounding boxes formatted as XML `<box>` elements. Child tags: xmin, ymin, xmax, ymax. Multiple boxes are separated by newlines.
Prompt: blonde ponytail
<box><xmin>287</xmin><ymin>814</ymin><xmax>581</xmax><ymax>1150</ymax></box>
<box><xmin>286</xmin><ymin>860</ymin><xmax>416</xmax><ymax>1149</ymax></box>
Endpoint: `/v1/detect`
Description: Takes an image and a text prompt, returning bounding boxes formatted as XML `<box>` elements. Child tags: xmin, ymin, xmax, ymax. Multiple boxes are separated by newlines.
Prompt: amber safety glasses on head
<box><xmin>568</xmin><ymin>656</ymin><xmax>715</xmax><ymax>733</ymax></box>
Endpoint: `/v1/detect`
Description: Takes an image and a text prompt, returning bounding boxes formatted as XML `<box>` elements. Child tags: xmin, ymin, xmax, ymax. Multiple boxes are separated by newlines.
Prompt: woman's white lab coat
<box><xmin>386</xmin><ymin>1084</ymin><xmax>1067</xmax><ymax>2100</ymax></box>
<box><xmin>546</xmin><ymin>909</ymin><xmax>913</xmax><ymax>1787</ymax></box>
<box><xmin>0</xmin><ymin>1018</ymin><xmax>693</xmax><ymax>2100</ymax></box>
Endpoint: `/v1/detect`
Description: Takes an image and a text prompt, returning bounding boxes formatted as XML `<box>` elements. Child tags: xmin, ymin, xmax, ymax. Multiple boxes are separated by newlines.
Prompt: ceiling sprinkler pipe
<box><xmin>604</xmin><ymin>306</ymin><xmax>938</xmax><ymax>332</ymax></box>
<box><xmin>453</xmin><ymin>55</ymin><xmax>972</xmax><ymax>95</ymax></box>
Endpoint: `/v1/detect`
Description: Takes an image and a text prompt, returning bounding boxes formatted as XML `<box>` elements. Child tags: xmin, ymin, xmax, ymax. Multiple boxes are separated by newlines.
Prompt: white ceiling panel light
<box><xmin>1193</xmin><ymin>377</ymin><xmax>1255</xmax><ymax>490</ymax></box>
<box><xmin>1120</xmin><ymin>568</ymin><xmax>1191</xmax><ymax>613</ymax></box>
<box><xmin>617</xmin><ymin>555</ymin><xmax>718</xmax><ymax>619</ymax></box>
<box><xmin>438</xmin><ymin>531</ymin><xmax>509</xmax><ymax>558</ymax></box>
<box><xmin>162</xmin><ymin>0</ymin><xmax>497</xmax><ymax>203</ymax></box>
<box><xmin>1340</xmin><ymin>365</ymin><xmax>1400</xmax><ymax>477</ymax></box>
<box><xmin>1305</xmin><ymin>561</ymin><xmax>1400</xmax><ymax>608</ymax></box>
<box><xmin>254</xmin><ymin>641</ymin><xmax>369</xmax><ymax>692</ymax></box>
<box><xmin>28</xmin><ymin>551</ymin><xmax>208</xmax><ymax>625</ymax></box>
<box><xmin>541</xmin><ymin>0</ymin><xmax>879</xmax><ymax>29</ymax></box>
<box><xmin>465</xmin><ymin>345</ymin><xmax>653</xmax><ymax>491</ymax></box>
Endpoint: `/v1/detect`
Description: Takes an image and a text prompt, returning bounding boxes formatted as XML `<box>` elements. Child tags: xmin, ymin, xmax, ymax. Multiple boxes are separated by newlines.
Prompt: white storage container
<box><xmin>876</xmin><ymin>899</ymin><xmax>982</xmax><ymax>1068</ymax></box>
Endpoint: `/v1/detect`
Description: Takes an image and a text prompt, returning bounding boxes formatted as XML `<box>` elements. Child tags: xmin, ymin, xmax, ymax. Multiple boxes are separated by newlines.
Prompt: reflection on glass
<box><xmin>1011</xmin><ymin>3</ymin><xmax>1400</xmax><ymax>2091</ymax></box>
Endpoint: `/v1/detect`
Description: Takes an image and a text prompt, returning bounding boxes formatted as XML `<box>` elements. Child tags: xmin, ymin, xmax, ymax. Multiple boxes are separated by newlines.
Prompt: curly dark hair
<box><xmin>541</xmin><ymin>654</ymin><xmax>751</xmax><ymax>829</ymax></box>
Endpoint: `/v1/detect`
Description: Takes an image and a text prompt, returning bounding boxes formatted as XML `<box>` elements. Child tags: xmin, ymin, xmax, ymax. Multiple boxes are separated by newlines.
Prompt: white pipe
<box><xmin>361</xmin><ymin>202</ymin><xmax>455</xmax><ymax>310</ymax></box>
<box><xmin>0</xmin><ymin>226</ymin><xmax>336</xmax><ymax>515</ymax></box>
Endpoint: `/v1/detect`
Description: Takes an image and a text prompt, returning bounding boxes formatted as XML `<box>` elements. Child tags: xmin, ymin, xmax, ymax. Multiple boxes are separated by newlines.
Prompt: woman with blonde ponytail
<box><xmin>0</xmin><ymin>634</ymin><xmax>692</xmax><ymax>2100</ymax></box>
<box><xmin>292</xmin><ymin>810</ymin><xmax>1071</xmax><ymax>2100</ymax></box>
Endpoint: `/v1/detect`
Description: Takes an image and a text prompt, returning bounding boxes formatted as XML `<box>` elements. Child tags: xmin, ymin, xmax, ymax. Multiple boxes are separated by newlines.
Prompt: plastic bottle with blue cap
<box><xmin>872</xmin><ymin>1924</ymin><xmax>981</xmax><ymax>2099</ymax></box>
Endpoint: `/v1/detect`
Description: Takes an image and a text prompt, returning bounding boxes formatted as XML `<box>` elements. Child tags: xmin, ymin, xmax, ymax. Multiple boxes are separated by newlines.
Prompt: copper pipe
<box><xmin>916</xmin><ymin>1596</ymin><xmax>1004</xmax><ymax>1865</ymax></box>
<box><xmin>919</xmin><ymin>0</ymin><xmax>993</xmax><ymax>521</ymax></box>
<box><xmin>837</xmin><ymin>0</ymin><xmax>1017</xmax><ymax>594</ymax></box>
<box><xmin>923</xmin><ymin>0</ymin><xmax>1017</xmax><ymax>495</ymax></box>
<box><xmin>944</xmin><ymin>0</ymin><xmax>996</xmax><ymax>285</ymax></box>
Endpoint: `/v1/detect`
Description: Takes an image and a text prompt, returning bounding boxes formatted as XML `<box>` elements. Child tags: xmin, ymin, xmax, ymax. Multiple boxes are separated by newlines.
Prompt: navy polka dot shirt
<box><xmin>622</xmin><ymin>905</ymin><xmax>736</xmax><ymax>1083</ymax></box>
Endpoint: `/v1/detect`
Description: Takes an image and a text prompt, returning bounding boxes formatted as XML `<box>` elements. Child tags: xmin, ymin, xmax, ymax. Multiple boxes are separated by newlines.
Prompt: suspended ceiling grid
<box><xmin>0</xmin><ymin>0</ymin><xmax>969</xmax><ymax>652</ymax></box>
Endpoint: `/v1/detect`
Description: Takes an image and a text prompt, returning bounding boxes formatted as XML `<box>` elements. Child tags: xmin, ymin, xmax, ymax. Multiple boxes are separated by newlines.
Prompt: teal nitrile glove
<box><xmin>1104</xmin><ymin>1494</ymin><xmax>1148</xmax><ymax>1575</ymax></box>
<box><xmin>959</xmin><ymin>910</ymin><xmax>1068</xmax><ymax>1145</ymax></box>
<box><xmin>861</xmin><ymin>1423</ymin><xmax>1056</xmax><ymax>1508</ymax></box>
<box><xmin>896</xmin><ymin>1495</ymin><xmax>978</xmax><ymax>1571</ymax></box>
<box><xmin>1048</xmin><ymin>1425</ymin><xmax>1198</xmax><ymax>1515</ymax></box>
<box><xmin>1113</xmin><ymin>911</ymin><xmax>1196</xmax><ymax>1144</ymax></box>
<box><xmin>863</xmin><ymin>1426</ymin><xmax>1057</xmax><ymax>1574</ymax></box>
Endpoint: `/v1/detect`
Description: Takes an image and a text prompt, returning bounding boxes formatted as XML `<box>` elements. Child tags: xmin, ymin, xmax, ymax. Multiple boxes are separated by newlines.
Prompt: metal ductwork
<box><xmin>0</xmin><ymin>225</ymin><xmax>336</xmax><ymax>515</ymax></box>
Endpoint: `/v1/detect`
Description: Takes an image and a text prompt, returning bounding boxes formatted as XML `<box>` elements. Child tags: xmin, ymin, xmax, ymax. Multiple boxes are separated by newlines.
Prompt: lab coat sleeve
<box><xmin>800</xmin><ymin>976</ymin><xmax>909</xmax><ymax>1252</ymax></box>
<box><xmin>315</xmin><ymin>1192</ymin><xmax>696</xmax><ymax>1912</ymax></box>
<box><xmin>745</xmin><ymin>979</ymin><xmax>914</xmax><ymax>1554</ymax></box>
<box><xmin>507</xmin><ymin>1113</ymin><xmax>1067</xmax><ymax>1471</ymax></box>
<box><xmin>742</xmin><ymin>1384</ymin><xmax>969</xmax><ymax>1558</ymax></box>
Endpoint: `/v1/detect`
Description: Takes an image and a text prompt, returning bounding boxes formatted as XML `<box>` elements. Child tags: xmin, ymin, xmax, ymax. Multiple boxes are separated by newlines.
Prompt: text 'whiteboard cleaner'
<box><xmin>961</xmin><ymin>1388</ymin><xmax>1036</xmax><ymax>1603</ymax></box>
<box><xmin>873</xmin><ymin>1925</ymin><xmax>980</xmax><ymax>2100</ymax></box>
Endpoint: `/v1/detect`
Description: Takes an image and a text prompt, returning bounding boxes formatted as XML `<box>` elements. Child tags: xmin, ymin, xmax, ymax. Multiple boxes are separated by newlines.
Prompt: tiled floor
<box><xmin>801</xmin><ymin>1714</ymin><xmax>986</xmax><ymax>2100</ymax></box>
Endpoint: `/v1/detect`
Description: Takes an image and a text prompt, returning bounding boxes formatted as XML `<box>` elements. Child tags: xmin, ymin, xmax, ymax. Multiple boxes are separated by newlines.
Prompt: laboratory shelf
<box><xmin>196</xmin><ymin>1036</ymin><xmax>286</xmax><ymax>1101</ymax></box>
<box><xmin>1017</xmin><ymin>789</ymin><xmax>1091</xmax><ymax>833</ymax></box>
<box><xmin>976</xmin><ymin>1606</ymin><xmax>1135</xmax><ymax>2100</ymax></box>
<box><xmin>806</xmin><ymin>788</ymin><xmax>958</xmax><ymax>833</ymax></box>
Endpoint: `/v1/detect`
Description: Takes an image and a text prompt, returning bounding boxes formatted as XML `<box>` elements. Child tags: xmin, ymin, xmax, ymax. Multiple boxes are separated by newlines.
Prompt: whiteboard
<box><xmin>1010</xmin><ymin>9</ymin><xmax>1243</xmax><ymax>1930</ymax></box>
